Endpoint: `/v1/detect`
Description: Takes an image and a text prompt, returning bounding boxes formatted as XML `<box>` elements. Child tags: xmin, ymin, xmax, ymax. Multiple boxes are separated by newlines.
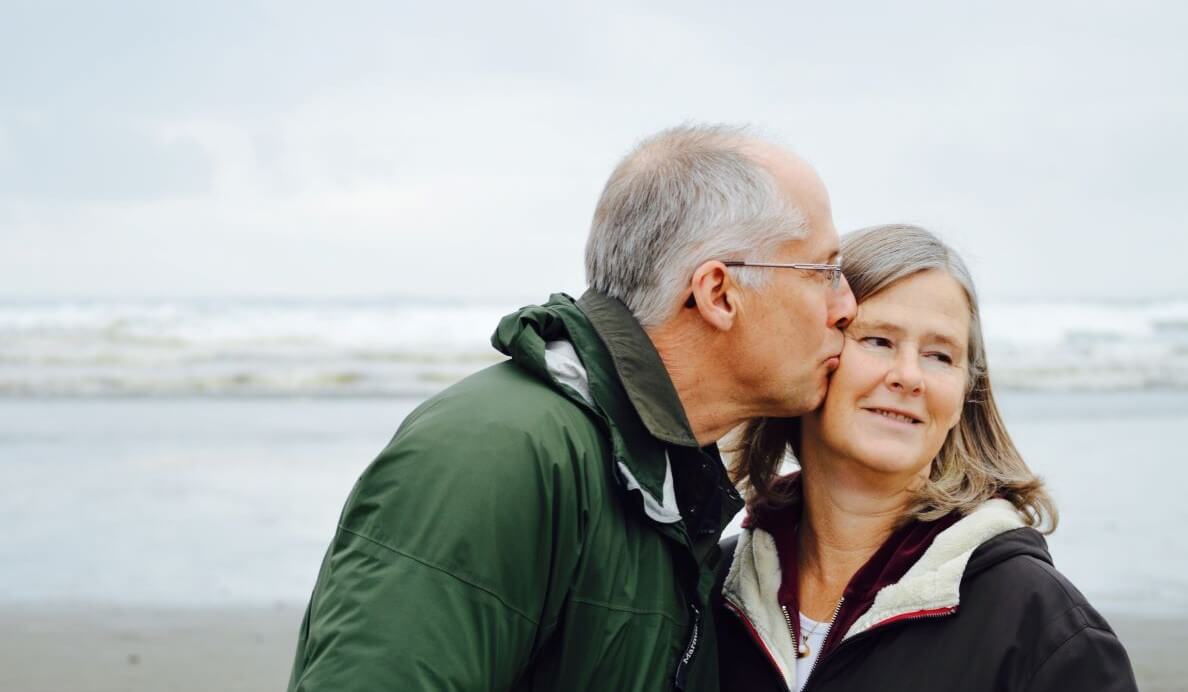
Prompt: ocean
<box><xmin>1</xmin><ymin>298</ymin><xmax>1186</xmax><ymax>617</ymax></box>
<box><xmin>3</xmin><ymin>296</ymin><xmax>1188</xmax><ymax>397</ymax></box>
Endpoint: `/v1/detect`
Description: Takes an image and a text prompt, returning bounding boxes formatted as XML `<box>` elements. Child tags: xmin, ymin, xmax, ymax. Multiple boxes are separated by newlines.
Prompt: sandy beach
<box><xmin>0</xmin><ymin>604</ymin><xmax>1179</xmax><ymax>692</ymax></box>
<box><xmin>1</xmin><ymin>604</ymin><xmax>304</xmax><ymax>692</ymax></box>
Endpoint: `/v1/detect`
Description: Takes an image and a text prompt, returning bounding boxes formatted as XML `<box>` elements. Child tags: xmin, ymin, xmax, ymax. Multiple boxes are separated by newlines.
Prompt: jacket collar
<box><xmin>577</xmin><ymin>290</ymin><xmax>699</xmax><ymax>448</ymax></box>
<box><xmin>491</xmin><ymin>292</ymin><xmax>730</xmax><ymax>534</ymax></box>
<box><xmin>845</xmin><ymin>499</ymin><xmax>1026</xmax><ymax>636</ymax></box>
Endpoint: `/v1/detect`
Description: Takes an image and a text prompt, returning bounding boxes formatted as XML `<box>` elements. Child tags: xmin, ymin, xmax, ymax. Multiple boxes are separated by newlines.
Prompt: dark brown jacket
<box><xmin>714</xmin><ymin>500</ymin><xmax>1138</xmax><ymax>692</ymax></box>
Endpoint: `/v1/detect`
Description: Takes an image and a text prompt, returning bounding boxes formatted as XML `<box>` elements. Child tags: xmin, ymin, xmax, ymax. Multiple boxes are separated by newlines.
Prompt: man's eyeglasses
<box><xmin>721</xmin><ymin>256</ymin><xmax>844</xmax><ymax>290</ymax></box>
<box><xmin>684</xmin><ymin>256</ymin><xmax>845</xmax><ymax>308</ymax></box>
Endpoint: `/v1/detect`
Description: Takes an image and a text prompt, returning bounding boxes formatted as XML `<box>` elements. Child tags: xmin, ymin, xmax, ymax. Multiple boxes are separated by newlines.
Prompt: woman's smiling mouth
<box><xmin>863</xmin><ymin>407</ymin><xmax>923</xmax><ymax>425</ymax></box>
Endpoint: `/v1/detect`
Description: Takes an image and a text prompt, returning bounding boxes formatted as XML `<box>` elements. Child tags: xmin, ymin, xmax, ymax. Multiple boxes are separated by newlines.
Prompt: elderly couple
<box><xmin>287</xmin><ymin>125</ymin><xmax>1137</xmax><ymax>691</ymax></box>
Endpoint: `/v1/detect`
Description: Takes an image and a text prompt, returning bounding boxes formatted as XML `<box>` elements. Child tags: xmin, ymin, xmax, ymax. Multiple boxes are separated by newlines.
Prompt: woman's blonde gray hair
<box><xmin>730</xmin><ymin>224</ymin><xmax>1058</xmax><ymax>531</ymax></box>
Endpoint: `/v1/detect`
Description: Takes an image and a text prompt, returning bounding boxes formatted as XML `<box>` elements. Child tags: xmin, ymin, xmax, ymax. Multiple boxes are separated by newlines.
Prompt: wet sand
<box><xmin>1</xmin><ymin>604</ymin><xmax>304</xmax><ymax>692</ymax></box>
<box><xmin>0</xmin><ymin>604</ymin><xmax>1179</xmax><ymax>691</ymax></box>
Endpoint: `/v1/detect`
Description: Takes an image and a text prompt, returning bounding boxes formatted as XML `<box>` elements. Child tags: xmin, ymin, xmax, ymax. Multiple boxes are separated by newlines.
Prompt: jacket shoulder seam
<box><xmin>1022</xmin><ymin>620</ymin><xmax>1117</xmax><ymax>690</ymax></box>
<box><xmin>336</xmin><ymin>526</ymin><xmax>540</xmax><ymax>626</ymax></box>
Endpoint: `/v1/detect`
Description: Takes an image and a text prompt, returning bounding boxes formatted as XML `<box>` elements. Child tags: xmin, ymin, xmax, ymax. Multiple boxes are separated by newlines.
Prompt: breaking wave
<box><xmin>2</xmin><ymin>297</ymin><xmax>1186</xmax><ymax>396</ymax></box>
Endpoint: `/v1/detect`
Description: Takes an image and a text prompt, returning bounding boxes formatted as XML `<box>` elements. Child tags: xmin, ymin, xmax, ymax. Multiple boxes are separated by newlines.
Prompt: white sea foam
<box><xmin>981</xmin><ymin>300</ymin><xmax>1188</xmax><ymax>390</ymax></box>
<box><xmin>2</xmin><ymin>297</ymin><xmax>1186</xmax><ymax>395</ymax></box>
<box><xmin>0</xmin><ymin>299</ymin><xmax>507</xmax><ymax>397</ymax></box>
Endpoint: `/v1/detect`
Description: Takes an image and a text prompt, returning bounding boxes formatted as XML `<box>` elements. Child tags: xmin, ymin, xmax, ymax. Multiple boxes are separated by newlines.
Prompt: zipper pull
<box><xmin>673</xmin><ymin>604</ymin><xmax>701</xmax><ymax>690</ymax></box>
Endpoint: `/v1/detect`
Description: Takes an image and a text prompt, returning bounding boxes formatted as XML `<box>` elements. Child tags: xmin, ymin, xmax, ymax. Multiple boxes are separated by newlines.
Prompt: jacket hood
<box><xmin>963</xmin><ymin>519</ymin><xmax>1052</xmax><ymax>578</ymax></box>
<box><xmin>491</xmin><ymin>292</ymin><xmax>665</xmax><ymax>501</ymax></box>
<box><xmin>491</xmin><ymin>293</ymin><xmax>583</xmax><ymax>387</ymax></box>
<box><xmin>492</xmin><ymin>291</ymin><xmax>697</xmax><ymax>439</ymax></box>
<box><xmin>843</xmin><ymin>499</ymin><xmax>1030</xmax><ymax>636</ymax></box>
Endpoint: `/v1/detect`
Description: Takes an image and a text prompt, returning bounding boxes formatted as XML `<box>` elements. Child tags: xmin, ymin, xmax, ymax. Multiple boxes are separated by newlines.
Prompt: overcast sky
<box><xmin>2</xmin><ymin>1</ymin><xmax>1185</xmax><ymax>302</ymax></box>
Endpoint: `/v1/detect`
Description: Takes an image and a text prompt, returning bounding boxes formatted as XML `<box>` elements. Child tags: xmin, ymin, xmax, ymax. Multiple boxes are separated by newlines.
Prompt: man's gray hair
<box><xmin>585</xmin><ymin>124</ymin><xmax>808</xmax><ymax>328</ymax></box>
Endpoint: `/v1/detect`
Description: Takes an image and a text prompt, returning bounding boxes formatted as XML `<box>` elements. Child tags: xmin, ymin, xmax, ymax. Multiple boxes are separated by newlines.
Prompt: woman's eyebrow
<box><xmin>928</xmin><ymin>333</ymin><xmax>965</xmax><ymax>350</ymax></box>
<box><xmin>850</xmin><ymin>319</ymin><xmax>904</xmax><ymax>335</ymax></box>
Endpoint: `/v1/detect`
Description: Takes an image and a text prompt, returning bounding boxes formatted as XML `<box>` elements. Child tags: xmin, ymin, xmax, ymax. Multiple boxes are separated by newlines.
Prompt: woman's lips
<box><xmin>863</xmin><ymin>407</ymin><xmax>923</xmax><ymax>426</ymax></box>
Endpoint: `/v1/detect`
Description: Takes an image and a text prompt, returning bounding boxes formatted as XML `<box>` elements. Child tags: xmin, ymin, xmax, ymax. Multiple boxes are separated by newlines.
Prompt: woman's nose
<box><xmin>886</xmin><ymin>351</ymin><xmax>925</xmax><ymax>395</ymax></box>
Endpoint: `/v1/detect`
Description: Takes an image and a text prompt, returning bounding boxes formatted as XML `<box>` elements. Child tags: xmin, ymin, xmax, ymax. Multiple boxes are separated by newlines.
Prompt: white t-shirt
<box><xmin>796</xmin><ymin>612</ymin><xmax>829</xmax><ymax>692</ymax></box>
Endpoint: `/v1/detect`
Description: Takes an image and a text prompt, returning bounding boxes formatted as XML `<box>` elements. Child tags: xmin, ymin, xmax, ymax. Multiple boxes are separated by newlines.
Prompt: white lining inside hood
<box><xmin>544</xmin><ymin>339</ymin><xmax>681</xmax><ymax>524</ymax></box>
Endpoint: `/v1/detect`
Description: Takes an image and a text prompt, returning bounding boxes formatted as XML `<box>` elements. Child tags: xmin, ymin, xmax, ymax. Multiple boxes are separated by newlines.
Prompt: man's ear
<box><xmin>688</xmin><ymin>261</ymin><xmax>739</xmax><ymax>331</ymax></box>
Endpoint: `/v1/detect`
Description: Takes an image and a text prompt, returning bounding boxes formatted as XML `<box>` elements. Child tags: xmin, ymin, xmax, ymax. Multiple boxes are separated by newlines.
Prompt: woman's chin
<box><xmin>846</xmin><ymin>448</ymin><xmax>932</xmax><ymax>480</ymax></box>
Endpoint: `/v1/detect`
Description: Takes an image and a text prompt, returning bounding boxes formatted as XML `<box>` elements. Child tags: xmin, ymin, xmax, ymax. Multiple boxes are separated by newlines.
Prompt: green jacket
<box><xmin>288</xmin><ymin>290</ymin><xmax>743</xmax><ymax>691</ymax></box>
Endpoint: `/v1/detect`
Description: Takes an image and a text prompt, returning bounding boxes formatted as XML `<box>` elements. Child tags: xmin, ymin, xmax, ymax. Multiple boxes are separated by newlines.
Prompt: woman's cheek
<box><xmin>930</xmin><ymin>373</ymin><xmax>966</xmax><ymax>431</ymax></box>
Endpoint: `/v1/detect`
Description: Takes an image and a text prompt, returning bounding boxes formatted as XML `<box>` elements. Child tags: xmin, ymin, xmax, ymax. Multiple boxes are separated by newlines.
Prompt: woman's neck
<box><xmin>794</xmin><ymin>449</ymin><xmax>917</xmax><ymax>620</ymax></box>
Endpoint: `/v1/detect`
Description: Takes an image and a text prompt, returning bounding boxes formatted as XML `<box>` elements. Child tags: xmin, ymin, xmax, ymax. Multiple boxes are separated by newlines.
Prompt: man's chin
<box><xmin>772</xmin><ymin>381</ymin><xmax>828</xmax><ymax>418</ymax></box>
<box><xmin>808</xmin><ymin>380</ymin><xmax>830</xmax><ymax>411</ymax></box>
<box><xmin>802</xmin><ymin>371</ymin><xmax>834</xmax><ymax>412</ymax></box>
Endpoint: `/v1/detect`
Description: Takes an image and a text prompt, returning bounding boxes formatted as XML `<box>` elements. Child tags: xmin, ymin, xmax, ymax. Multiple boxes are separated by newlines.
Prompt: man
<box><xmin>287</xmin><ymin>124</ymin><xmax>856</xmax><ymax>691</ymax></box>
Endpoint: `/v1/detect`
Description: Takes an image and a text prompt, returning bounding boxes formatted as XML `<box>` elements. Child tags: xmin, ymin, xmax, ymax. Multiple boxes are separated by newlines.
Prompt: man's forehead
<box><xmin>754</xmin><ymin>144</ymin><xmax>828</xmax><ymax>203</ymax></box>
<box><xmin>780</xmin><ymin>224</ymin><xmax>840</xmax><ymax>261</ymax></box>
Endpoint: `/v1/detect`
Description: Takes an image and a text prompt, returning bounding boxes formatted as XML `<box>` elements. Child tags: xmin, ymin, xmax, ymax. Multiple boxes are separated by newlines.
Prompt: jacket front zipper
<box><xmin>781</xmin><ymin>605</ymin><xmax>797</xmax><ymax>656</ymax></box>
<box><xmin>728</xmin><ymin>596</ymin><xmax>955</xmax><ymax>692</ymax></box>
<box><xmin>800</xmin><ymin>597</ymin><xmax>845</xmax><ymax>688</ymax></box>
<box><xmin>723</xmin><ymin>598</ymin><xmax>792</xmax><ymax>691</ymax></box>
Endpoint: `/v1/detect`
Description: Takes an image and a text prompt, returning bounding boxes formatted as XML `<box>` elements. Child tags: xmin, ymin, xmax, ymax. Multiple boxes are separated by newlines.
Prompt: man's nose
<box><xmin>829</xmin><ymin>275</ymin><xmax>858</xmax><ymax>330</ymax></box>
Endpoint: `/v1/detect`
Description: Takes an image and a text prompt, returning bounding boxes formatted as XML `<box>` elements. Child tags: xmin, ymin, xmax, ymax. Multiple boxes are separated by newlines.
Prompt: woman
<box><xmin>714</xmin><ymin>224</ymin><xmax>1137</xmax><ymax>692</ymax></box>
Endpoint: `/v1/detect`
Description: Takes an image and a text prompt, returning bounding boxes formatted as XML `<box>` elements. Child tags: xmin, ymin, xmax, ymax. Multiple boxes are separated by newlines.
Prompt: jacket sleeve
<box><xmin>1024</xmin><ymin>625</ymin><xmax>1139</xmax><ymax>692</ymax></box>
<box><xmin>288</xmin><ymin>400</ymin><xmax>590</xmax><ymax>691</ymax></box>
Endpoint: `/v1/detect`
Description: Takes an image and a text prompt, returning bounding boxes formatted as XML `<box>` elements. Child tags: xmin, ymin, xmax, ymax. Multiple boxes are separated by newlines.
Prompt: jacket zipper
<box><xmin>733</xmin><ymin>594</ymin><xmax>957</xmax><ymax>692</ymax></box>
<box><xmin>723</xmin><ymin>599</ymin><xmax>792</xmax><ymax>692</ymax></box>
<box><xmin>798</xmin><ymin>597</ymin><xmax>844</xmax><ymax>688</ymax></box>
<box><xmin>673</xmin><ymin>604</ymin><xmax>700</xmax><ymax>690</ymax></box>
<box><xmin>780</xmin><ymin>605</ymin><xmax>797</xmax><ymax>656</ymax></box>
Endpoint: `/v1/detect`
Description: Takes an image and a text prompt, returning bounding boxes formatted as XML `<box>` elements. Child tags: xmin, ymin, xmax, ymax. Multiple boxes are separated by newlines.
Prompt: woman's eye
<box><xmin>861</xmin><ymin>336</ymin><xmax>892</xmax><ymax>348</ymax></box>
<box><xmin>926</xmin><ymin>352</ymin><xmax>954</xmax><ymax>365</ymax></box>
